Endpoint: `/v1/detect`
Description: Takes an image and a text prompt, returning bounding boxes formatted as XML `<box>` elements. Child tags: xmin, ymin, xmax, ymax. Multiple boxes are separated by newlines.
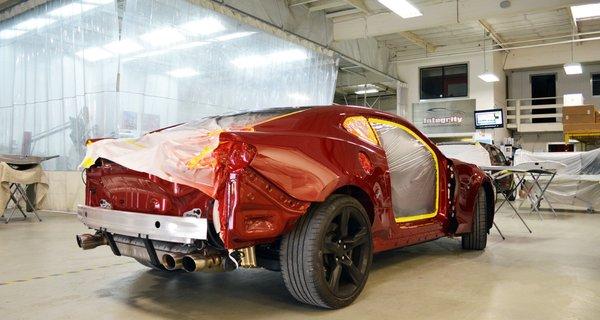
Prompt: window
<box><xmin>593</xmin><ymin>74</ymin><xmax>600</xmax><ymax>96</ymax></box>
<box><xmin>420</xmin><ymin>64</ymin><xmax>468</xmax><ymax>100</ymax></box>
<box><xmin>369</xmin><ymin>119</ymin><xmax>438</xmax><ymax>222</ymax></box>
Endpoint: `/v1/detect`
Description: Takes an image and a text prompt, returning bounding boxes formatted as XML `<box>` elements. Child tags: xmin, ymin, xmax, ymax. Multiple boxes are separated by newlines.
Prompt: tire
<box><xmin>280</xmin><ymin>195</ymin><xmax>373</xmax><ymax>309</ymax></box>
<box><xmin>461</xmin><ymin>188</ymin><xmax>488</xmax><ymax>250</ymax></box>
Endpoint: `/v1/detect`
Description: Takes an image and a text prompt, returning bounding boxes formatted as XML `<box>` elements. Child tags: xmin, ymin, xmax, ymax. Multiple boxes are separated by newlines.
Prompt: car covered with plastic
<box><xmin>75</xmin><ymin>105</ymin><xmax>495</xmax><ymax>308</ymax></box>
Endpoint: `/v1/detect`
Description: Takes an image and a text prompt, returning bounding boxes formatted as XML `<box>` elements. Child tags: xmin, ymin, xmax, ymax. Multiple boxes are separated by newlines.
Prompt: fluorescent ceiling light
<box><xmin>104</xmin><ymin>39</ymin><xmax>143</xmax><ymax>54</ymax></box>
<box><xmin>75</xmin><ymin>47</ymin><xmax>113</xmax><ymax>62</ymax></box>
<box><xmin>564</xmin><ymin>62</ymin><xmax>583</xmax><ymax>75</ymax></box>
<box><xmin>15</xmin><ymin>18</ymin><xmax>55</xmax><ymax>30</ymax></box>
<box><xmin>48</xmin><ymin>3</ymin><xmax>96</xmax><ymax>17</ymax></box>
<box><xmin>478</xmin><ymin>72</ymin><xmax>500</xmax><ymax>83</ymax></box>
<box><xmin>0</xmin><ymin>29</ymin><xmax>26</xmax><ymax>39</ymax></box>
<box><xmin>140</xmin><ymin>27</ymin><xmax>185</xmax><ymax>47</ymax></box>
<box><xmin>214</xmin><ymin>32</ymin><xmax>255</xmax><ymax>42</ymax></box>
<box><xmin>378</xmin><ymin>0</ymin><xmax>422</xmax><ymax>18</ymax></box>
<box><xmin>570</xmin><ymin>3</ymin><xmax>600</xmax><ymax>19</ymax></box>
<box><xmin>124</xmin><ymin>41</ymin><xmax>208</xmax><ymax>61</ymax></box>
<box><xmin>167</xmin><ymin>68</ymin><xmax>199</xmax><ymax>78</ymax></box>
<box><xmin>355</xmin><ymin>88</ymin><xmax>379</xmax><ymax>95</ymax></box>
<box><xmin>180</xmin><ymin>17</ymin><xmax>225</xmax><ymax>35</ymax></box>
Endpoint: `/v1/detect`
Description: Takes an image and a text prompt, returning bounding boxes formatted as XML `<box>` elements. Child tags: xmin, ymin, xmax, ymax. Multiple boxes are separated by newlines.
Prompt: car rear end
<box><xmin>76</xmin><ymin>108</ymin><xmax>311</xmax><ymax>272</ymax></box>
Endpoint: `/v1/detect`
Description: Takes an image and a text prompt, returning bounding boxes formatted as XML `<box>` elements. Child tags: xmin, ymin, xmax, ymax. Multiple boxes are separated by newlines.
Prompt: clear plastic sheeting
<box><xmin>0</xmin><ymin>0</ymin><xmax>338</xmax><ymax>170</ymax></box>
<box><xmin>370</xmin><ymin>120</ymin><xmax>437</xmax><ymax>219</ymax></box>
<box><xmin>437</xmin><ymin>143</ymin><xmax>491</xmax><ymax>167</ymax></box>
<box><xmin>515</xmin><ymin>149</ymin><xmax>600</xmax><ymax>211</ymax></box>
<box><xmin>82</xmin><ymin>108</ymin><xmax>303</xmax><ymax>197</ymax></box>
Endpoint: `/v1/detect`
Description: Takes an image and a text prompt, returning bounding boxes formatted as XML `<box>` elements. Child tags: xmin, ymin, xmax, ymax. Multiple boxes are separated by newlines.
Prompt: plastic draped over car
<box><xmin>75</xmin><ymin>105</ymin><xmax>495</xmax><ymax>309</ymax></box>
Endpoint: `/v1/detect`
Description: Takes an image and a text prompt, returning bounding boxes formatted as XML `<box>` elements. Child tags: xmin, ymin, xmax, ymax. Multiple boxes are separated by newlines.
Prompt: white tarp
<box><xmin>514</xmin><ymin>149</ymin><xmax>600</xmax><ymax>211</ymax></box>
<box><xmin>437</xmin><ymin>143</ymin><xmax>491</xmax><ymax>167</ymax></box>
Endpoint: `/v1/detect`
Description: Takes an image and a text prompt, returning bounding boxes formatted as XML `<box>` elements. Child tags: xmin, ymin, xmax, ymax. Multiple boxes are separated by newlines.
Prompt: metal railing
<box><xmin>506</xmin><ymin>97</ymin><xmax>564</xmax><ymax>132</ymax></box>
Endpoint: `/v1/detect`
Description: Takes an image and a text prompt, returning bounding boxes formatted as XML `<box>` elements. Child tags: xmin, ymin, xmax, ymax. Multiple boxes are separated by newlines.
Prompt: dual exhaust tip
<box><xmin>162</xmin><ymin>253</ymin><xmax>223</xmax><ymax>272</ymax></box>
<box><xmin>76</xmin><ymin>233</ymin><xmax>228</xmax><ymax>273</ymax></box>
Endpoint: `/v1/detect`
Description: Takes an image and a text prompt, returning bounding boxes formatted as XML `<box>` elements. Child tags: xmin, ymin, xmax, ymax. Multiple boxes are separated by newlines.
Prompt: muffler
<box><xmin>181</xmin><ymin>254</ymin><xmax>223</xmax><ymax>272</ymax></box>
<box><xmin>162</xmin><ymin>253</ymin><xmax>185</xmax><ymax>271</ymax></box>
<box><xmin>76</xmin><ymin>233</ymin><xmax>108</xmax><ymax>250</ymax></box>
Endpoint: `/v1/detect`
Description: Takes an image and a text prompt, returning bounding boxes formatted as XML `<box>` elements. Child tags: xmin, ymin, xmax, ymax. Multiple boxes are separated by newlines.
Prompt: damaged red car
<box><xmin>76</xmin><ymin>105</ymin><xmax>495</xmax><ymax>309</ymax></box>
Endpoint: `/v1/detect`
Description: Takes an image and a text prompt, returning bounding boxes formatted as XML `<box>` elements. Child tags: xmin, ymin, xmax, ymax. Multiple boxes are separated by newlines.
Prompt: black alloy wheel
<box><xmin>280</xmin><ymin>195</ymin><xmax>373</xmax><ymax>309</ymax></box>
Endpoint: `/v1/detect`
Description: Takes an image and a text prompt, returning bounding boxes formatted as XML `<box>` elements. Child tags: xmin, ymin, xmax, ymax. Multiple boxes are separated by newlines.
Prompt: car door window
<box><xmin>369</xmin><ymin>119</ymin><xmax>439</xmax><ymax>222</ymax></box>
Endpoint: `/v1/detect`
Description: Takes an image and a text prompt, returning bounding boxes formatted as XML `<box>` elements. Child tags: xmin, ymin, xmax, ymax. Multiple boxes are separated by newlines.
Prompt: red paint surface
<box><xmin>85</xmin><ymin>105</ymin><xmax>493</xmax><ymax>252</ymax></box>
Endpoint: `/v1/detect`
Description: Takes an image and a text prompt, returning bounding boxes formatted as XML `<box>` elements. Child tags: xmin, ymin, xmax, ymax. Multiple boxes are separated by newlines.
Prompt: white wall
<box><xmin>507</xmin><ymin>63</ymin><xmax>600</xmax><ymax>106</ymax></box>
<box><xmin>505</xmin><ymin>41</ymin><xmax>600</xmax><ymax>70</ymax></box>
<box><xmin>395</xmin><ymin>50</ymin><xmax>509</xmax><ymax>143</ymax></box>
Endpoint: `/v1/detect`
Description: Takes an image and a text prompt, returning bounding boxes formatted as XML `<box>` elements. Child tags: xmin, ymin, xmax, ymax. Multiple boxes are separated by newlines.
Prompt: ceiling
<box><xmin>291</xmin><ymin>0</ymin><xmax>600</xmax><ymax>63</ymax></box>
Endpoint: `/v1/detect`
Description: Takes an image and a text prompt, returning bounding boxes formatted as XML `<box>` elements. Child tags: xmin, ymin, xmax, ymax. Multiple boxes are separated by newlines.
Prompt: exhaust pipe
<box><xmin>76</xmin><ymin>233</ymin><xmax>108</xmax><ymax>250</ymax></box>
<box><xmin>162</xmin><ymin>253</ymin><xmax>185</xmax><ymax>271</ymax></box>
<box><xmin>181</xmin><ymin>254</ymin><xmax>223</xmax><ymax>272</ymax></box>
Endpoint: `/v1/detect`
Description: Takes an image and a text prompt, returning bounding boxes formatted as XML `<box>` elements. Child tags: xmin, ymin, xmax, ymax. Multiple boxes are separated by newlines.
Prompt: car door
<box><xmin>368</xmin><ymin>118</ymin><xmax>440</xmax><ymax>223</ymax></box>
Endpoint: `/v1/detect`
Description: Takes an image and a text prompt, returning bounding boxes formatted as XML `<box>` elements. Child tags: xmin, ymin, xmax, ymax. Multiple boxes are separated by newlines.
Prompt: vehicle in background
<box><xmin>75</xmin><ymin>105</ymin><xmax>496</xmax><ymax>309</ymax></box>
<box><xmin>438</xmin><ymin>141</ymin><xmax>515</xmax><ymax>200</ymax></box>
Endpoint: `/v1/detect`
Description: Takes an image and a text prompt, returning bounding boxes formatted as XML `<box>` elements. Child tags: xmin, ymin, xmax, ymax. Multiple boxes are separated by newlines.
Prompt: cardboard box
<box><xmin>563</xmin><ymin>105</ymin><xmax>597</xmax><ymax>124</ymax></box>
<box><xmin>563</xmin><ymin>122</ymin><xmax>600</xmax><ymax>133</ymax></box>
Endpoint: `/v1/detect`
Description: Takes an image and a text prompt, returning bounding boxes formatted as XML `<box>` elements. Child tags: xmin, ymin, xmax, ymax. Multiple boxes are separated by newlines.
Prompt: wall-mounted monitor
<box><xmin>474</xmin><ymin>109</ymin><xmax>504</xmax><ymax>129</ymax></box>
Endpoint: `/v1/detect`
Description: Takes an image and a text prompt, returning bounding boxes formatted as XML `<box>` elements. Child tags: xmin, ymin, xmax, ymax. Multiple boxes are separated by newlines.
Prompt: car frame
<box><xmin>76</xmin><ymin>105</ymin><xmax>495</xmax><ymax>308</ymax></box>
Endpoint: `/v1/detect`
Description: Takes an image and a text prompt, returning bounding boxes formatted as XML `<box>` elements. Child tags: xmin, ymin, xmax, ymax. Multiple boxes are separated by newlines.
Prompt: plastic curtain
<box><xmin>0</xmin><ymin>0</ymin><xmax>338</xmax><ymax>170</ymax></box>
<box><xmin>515</xmin><ymin>149</ymin><xmax>600</xmax><ymax>210</ymax></box>
<box><xmin>370</xmin><ymin>121</ymin><xmax>437</xmax><ymax>218</ymax></box>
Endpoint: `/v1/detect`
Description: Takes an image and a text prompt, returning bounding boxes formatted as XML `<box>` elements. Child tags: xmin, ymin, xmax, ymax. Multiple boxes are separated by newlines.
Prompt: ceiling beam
<box><xmin>478</xmin><ymin>19</ymin><xmax>509</xmax><ymax>51</ymax></box>
<box><xmin>326</xmin><ymin>8</ymin><xmax>361</xmax><ymax>18</ymax></box>
<box><xmin>308</xmin><ymin>0</ymin><xmax>347</xmax><ymax>12</ymax></box>
<box><xmin>288</xmin><ymin>0</ymin><xmax>319</xmax><ymax>7</ymax></box>
<box><xmin>566</xmin><ymin>7</ymin><xmax>580</xmax><ymax>38</ymax></box>
<box><xmin>342</xmin><ymin>0</ymin><xmax>370</xmax><ymax>14</ymax></box>
<box><xmin>397</xmin><ymin>31</ymin><xmax>439</xmax><ymax>53</ymax></box>
<box><xmin>333</xmin><ymin>0</ymin><xmax>592</xmax><ymax>40</ymax></box>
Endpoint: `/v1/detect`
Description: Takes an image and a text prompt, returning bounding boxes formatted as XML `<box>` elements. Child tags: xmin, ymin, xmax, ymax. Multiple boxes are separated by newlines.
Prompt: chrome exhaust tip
<box><xmin>181</xmin><ymin>254</ymin><xmax>223</xmax><ymax>272</ymax></box>
<box><xmin>76</xmin><ymin>233</ymin><xmax>107</xmax><ymax>250</ymax></box>
<box><xmin>162</xmin><ymin>253</ymin><xmax>184</xmax><ymax>271</ymax></box>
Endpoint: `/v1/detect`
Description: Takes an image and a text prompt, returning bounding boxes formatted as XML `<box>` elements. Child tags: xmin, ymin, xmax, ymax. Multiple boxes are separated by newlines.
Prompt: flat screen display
<box><xmin>474</xmin><ymin>109</ymin><xmax>504</xmax><ymax>129</ymax></box>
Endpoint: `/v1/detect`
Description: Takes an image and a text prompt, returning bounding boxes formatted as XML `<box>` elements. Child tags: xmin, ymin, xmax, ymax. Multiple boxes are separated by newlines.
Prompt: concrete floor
<box><xmin>1</xmin><ymin>208</ymin><xmax>599</xmax><ymax>320</ymax></box>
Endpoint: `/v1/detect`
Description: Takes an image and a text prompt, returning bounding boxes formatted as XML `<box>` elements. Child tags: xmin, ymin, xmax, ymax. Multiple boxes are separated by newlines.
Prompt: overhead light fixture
<box><xmin>478</xmin><ymin>72</ymin><xmax>500</xmax><ymax>83</ymax></box>
<box><xmin>14</xmin><ymin>18</ymin><xmax>55</xmax><ymax>30</ymax></box>
<box><xmin>140</xmin><ymin>27</ymin><xmax>185</xmax><ymax>47</ymax></box>
<box><xmin>355</xmin><ymin>88</ymin><xmax>379</xmax><ymax>95</ymax></box>
<box><xmin>570</xmin><ymin>3</ymin><xmax>600</xmax><ymax>20</ymax></box>
<box><xmin>0</xmin><ymin>29</ymin><xmax>26</xmax><ymax>39</ymax></box>
<box><xmin>478</xmin><ymin>30</ymin><xmax>500</xmax><ymax>83</ymax></box>
<box><xmin>75</xmin><ymin>47</ymin><xmax>113</xmax><ymax>62</ymax></box>
<box><xmin>564</xmin><ymin>62</ymin><xmax>583</xmax><ymax>75</ymax></box>
<box><xmin>378</xmin><ymin>0</ymin><xmax>422</xmax><ymax>18</ymax></box>
<box><xmin>123</xmin><ymin>41</ymin><xmax>208</xmax><ymax>62</ymax></box>
<box><xmin>564</xmin><ymin>29</ymin><xmax>582</xmax><ymax>75</ymax></box>
<box><xmin>48</xmin><ymin>3</ymin><xmax>96</xmax><ymax>17</ymax></box>
<box><xmin>180</xmin><ymin>17</ymin><xmax>225</xmax><ymax>35</ymax></box>
<box><xmin>104</xmin><ymin>39</ymin><xmax>143</xmax><ymax>54</ymax></box>
<box><xmin>167</xmin><ymin>67</ymin><xmax>199</xmax><ymax>78</ymax></box>
<box><xmin>214</xmin><ymin>32</ymin><xmax>255</xmax><ymax>42</ymax></box>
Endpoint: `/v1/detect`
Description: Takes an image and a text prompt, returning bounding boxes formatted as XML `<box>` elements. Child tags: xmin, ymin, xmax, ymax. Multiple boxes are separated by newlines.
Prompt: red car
<box><xmin>76</xmin><ymin>105</ymin><xmax>495</xmax><ymax>308</ymax></box>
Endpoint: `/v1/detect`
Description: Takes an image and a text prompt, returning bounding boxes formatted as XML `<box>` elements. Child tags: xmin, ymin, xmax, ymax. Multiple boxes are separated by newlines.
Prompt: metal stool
<box><xmin>1</xmin><ymin>182</ymin><xmax>42</xmax><ymax>223</ymax></box>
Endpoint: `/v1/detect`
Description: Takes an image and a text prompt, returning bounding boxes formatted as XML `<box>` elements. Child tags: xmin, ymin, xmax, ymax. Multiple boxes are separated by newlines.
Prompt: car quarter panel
<box><xmin>451</xmin><ymin>159</ymin><xmax>494</xmax><ymax>234</ymax></box>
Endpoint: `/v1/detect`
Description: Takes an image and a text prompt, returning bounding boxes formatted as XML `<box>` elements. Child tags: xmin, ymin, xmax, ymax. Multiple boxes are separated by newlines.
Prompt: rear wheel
<box><xmin>461</xmin><ymin>188</ymin><xmax>488</xmax><ymax>250</ymax></box>
<box><xmin>280</xmin><ymin>195</ymin><xmax>373</xmax><ymax>309</ymax></box>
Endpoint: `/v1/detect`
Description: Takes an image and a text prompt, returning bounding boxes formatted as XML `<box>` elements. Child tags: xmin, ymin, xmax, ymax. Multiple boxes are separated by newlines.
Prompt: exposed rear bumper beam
<box><xmin>77</xmin><ymin>205</ymin><xmax>208</xmax><ymax>244</ymax></box>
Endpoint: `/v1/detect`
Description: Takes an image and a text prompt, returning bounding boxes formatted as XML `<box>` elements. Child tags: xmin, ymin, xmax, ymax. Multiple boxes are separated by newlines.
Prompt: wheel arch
<box><xmin>332</xmin><ymin>185</ymin><xmax>375</xmax><ymax>225</ymax></box>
